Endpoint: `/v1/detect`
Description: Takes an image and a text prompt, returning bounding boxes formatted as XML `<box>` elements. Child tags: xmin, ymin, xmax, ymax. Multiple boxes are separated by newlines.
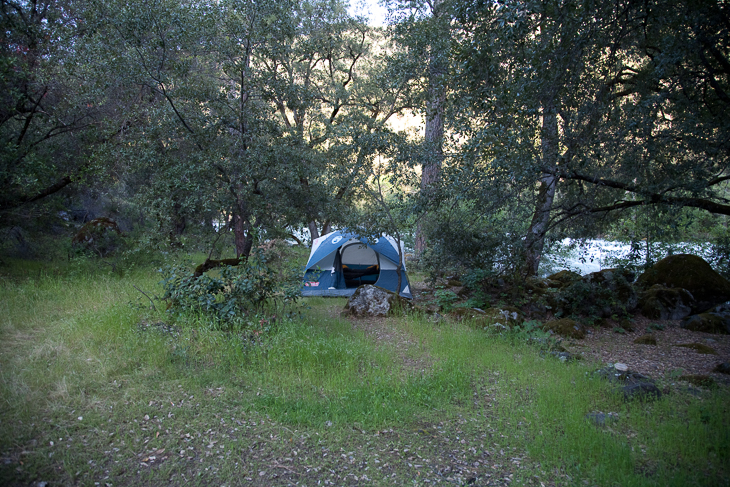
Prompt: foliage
<box><xmin>71</xmin><ymin>217</ymin><xmax>125</xmax><ymax>257</ymax></box>
<box><xmin>160</xmin><ymin>250</ymin><xmax>301</xmax><ymax>328</ymax></box>
<box><xmin>2</xmin><ymin>0</ymin><xmax>729</xmax><ymax>291</ymax></box>
<box><xmin>647</xmin><ymin>322</ymin><xmax>665</xmax><ymax>332</ymax></box>
<box><xmin>431</xmin><ymin>0</ymin><xmax>730</xmax><ymax>276</ymax></box>
<box><xmin>544</xmin><ymin>268</ymin><xmax>637</xmax><ymax>325</ymax></box>
<box><xmin>0</xmin><ymin>0</ymin><xmax>102</xmax><ymax>216</ymax></box>
<box><xmin>708</xmin><ymin>232</ymin><xmax>730</xmax><ymax>279</ymax></box>
<box><xmin>505</xmin><ymin>319</ymin><xmax>562</xmax><ymax>352</ymax></box>
<box><xmin>431</xmin><ymin>288</ymin><xmax>459</xmax><ymax>312</ymax></box>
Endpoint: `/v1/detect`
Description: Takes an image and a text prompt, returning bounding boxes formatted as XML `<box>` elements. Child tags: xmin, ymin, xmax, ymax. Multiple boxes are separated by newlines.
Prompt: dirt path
<box><xmin>349</xmin><ymin>315</ymin><xmax>435</xmax><ymax>375</ymax></box>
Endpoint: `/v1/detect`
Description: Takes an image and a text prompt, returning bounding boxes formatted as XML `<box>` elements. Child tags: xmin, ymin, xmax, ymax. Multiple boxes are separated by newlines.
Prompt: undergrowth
<box><xmin>0</xmin><ymin>257</ymin><xmax>727</xmax><ymax>486</ymax></box>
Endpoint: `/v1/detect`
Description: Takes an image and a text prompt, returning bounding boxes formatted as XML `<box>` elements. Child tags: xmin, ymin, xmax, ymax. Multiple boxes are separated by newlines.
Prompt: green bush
<box><xmin>159</xmin><ymin>249</ymin><xmax>301</xmax><ymax>327</ymax></box>
<box><xmin>431</xmin><ymin>288</ymin><xmax>459</xmax><ymax>312</ymax></box>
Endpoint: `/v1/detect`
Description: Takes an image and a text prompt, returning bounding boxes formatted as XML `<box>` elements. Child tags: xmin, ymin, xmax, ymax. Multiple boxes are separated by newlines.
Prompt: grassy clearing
<box><xmin>1</xmin><ymin>258</ymin><xmax>728</xmax><ymax>486</ymax></box>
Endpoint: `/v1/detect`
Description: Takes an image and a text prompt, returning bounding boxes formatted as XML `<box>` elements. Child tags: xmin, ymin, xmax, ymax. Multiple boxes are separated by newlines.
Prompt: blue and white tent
<box><xmin>301</xmin><ymin>230</ymin><xmax>412</xmax><ymax>298</ymax></box>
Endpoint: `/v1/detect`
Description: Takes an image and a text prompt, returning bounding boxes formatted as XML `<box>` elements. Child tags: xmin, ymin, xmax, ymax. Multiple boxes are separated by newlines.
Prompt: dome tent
<box><xmin>301</xmin><ymin>230</ymin><xmax>412</xmax><ymax>298</ymax></box>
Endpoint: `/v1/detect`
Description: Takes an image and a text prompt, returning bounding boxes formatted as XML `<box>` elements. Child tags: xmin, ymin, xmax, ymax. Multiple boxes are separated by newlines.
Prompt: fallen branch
<box><xmin>133</xmin><ymin>285</ymin><xmax>158</xmax><ymax>312</ymax></box>
<box><xmin>267</xmin><ymin>463</ymin><xmax>299</xmax><ymax>474</ymax></box>
<box><xmin>193</xmin><ymin>258</ymin><xmax>242</xmax><ymax>278</ymax></box>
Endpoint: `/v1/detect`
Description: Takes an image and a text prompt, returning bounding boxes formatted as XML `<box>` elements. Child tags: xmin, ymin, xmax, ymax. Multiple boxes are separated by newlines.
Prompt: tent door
<box><xmin>340</xmin><ymin>243</ymin><xmax>380</xmax><ymax>288</ymax></box>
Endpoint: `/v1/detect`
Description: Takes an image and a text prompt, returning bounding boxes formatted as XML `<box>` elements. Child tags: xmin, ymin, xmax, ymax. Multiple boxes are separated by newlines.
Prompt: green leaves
<box><xmin>160</xmin><ymin>249</ymin><xmax>301</xmax><ymax>326</ymax></box>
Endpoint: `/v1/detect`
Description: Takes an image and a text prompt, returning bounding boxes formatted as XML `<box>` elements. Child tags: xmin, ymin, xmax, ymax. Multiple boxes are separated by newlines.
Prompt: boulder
<box><xmin>545</xmin><ymin>270</ymin><xmax>582</xmax><ymax>289</ymax></box>
<box><xmin>522</xmin><ymin>300</ymin><xmax>549</xmax><ymax>319</ymax></box>
<box><xmin>551</xmin><ymin>268</ymin><xmax>637</xmax><ymax>318</ymax></box>
<box><xmin>593</xmin><ymin>365</ymin><xmax>653</xmax><ymax>384</ymax></box>
<box><xmin>639</xmin><ymin>285</ymin><xmax>695</xmax><ymax>320</ymax></box>
<box><xmin>636</xmin><ymin>254</ymin><xmax>730</xmax><ymax>312</ymax></box>
<box><xmin>524</xmin><ymin>276</ymin><xmax>550</xmax><ymax>294</ymax></box>
<box><xmin>585</xmin><ymin>268</ymin><xmax>637</xmax><ymax>305</ymax></box>
<box><xmin>680</xmin><ymin>305</ymin><xmax>730</xmax><ymax>334</ymax></box>
<box><xmin>593</xmin><ymin>365</ymin><xmax>662</xmax><ymax>401</ymax></box>
<box><xmin>343</xmin><ymin>285</ymin><xmax>411</xmax><ymax>317</ymax></box>
<box><xmin>543</xmin><ymin>318</ymin><xmax>585</xmax><ymax>339</ymax></box>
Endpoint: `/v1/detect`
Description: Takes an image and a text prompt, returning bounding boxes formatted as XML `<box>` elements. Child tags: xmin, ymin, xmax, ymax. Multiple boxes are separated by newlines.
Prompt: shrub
<box><xmin>160</xmin><ymin>249</ymin><xmax>301</xmax><ymax>328</ymax></box>
<box><xmin>432</xmin><ymin>289</ymin><xmax>459</xmax><ymax>312</ymax></box>
<box><xmin>71</xmin><ymin>217</ymin><xmax>125</xmax><ymax>257</ymax></box>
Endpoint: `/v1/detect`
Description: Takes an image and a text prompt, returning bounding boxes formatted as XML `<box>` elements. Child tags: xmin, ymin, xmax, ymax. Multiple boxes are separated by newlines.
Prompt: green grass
<box><xmin>1</xmin><ymin>257</ymin><xmax>728</xmax><ymax>486</ymax></box>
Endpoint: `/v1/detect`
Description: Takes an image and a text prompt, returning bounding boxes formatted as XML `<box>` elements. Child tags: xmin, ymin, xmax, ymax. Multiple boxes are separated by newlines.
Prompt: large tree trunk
<box><xmin>523</xmin><ymin>101</ymin><xmax>559</xmax><ymax>277</ymax></box>
<box><xmin>415</xmin><ymin>0</ymin><xmax>447</xmax><ymax>258</ymax></box>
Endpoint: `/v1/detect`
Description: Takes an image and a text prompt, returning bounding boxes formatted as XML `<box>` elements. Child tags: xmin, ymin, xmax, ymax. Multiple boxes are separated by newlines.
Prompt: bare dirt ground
<box><xmin>571</xmin><ymin>316</ymin><xmax>730</xmax><ymax>384</ymax></box>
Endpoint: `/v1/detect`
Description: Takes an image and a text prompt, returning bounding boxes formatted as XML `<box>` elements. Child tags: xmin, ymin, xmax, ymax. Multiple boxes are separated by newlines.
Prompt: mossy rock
<box><xmin>524</xmin><ymin>276</ymin><xmax>550</xmax><ymax>294</ymax></box>
<box><xmin>586</xmin><ymin>267</ymin><xmax>636</xmax><ymax>284</ymax></box>
<box><xmin>637</xmin><ymin>254</ymin><xmax>730</xmax><ymax>312</ymax></box>
<box><xmin>449</xmin><ymin>307</ymin><xmax>482</xmax><ymax>319</ymax></box>
<box><xmin>545</xmin><ymin>270</ymin><xmax>582</xmax><ymax>289</ymax></box>
<box><xmin>639</xmin><ymin>285</ymin><xmax>695</xmax><ymax>320</ymax></box>
<box><xmin>634</xmin><ymin>334</ymin><xmax>657</xmax><ymax>345</ymax></box>
<box><xmin>675</xmin><ymin>343</ymin><xmax>718</xmax><ymax>355</ymax></box>
<box><xmin>543</xmin><ymin>318</ymin><xmax>585</xmax><ymax>339</ymax></box>
<box><xmin>551</xmin><ymin>268</ymin><xmax>637</xmax><ymax>318</ymax></box>
<box><xmin>681</xmin><ymin>312</ymin><xmax>730</xmax><ymax>334</ymax></box>
<box><xmin>586</xmin><ymin>269</ymin><xmax>638</xmax><ymax>309</ymax></box>
<box><xmin>449</xmin><ymin>306</ymin><xmax>523</xmax><ymax>329</ymax></box>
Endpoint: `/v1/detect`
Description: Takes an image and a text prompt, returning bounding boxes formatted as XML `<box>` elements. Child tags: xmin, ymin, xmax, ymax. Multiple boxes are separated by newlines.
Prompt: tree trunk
<box><xmin>415</xmin><ymin>0</ymin><xmax>447</xmax><ymax>258</ymax></box>
<box><xmin>233</xmin><ymin>201</ymin><xmax>254</xmax><ymax>259</ymax></box>
<box><xmin>523</xmin><ymin>102</ymin><xmax>559</xmax><ymax>277</ymax></box>
<box><xmin>308</xmin><ymin>221</ymin><xmax>320</xmax><ymax>242</ymax></box>
<box><xmin>307</xmin><ymin>220</ymin><xmax>332</xmax><ymax>242</ymax></box>
<box><xmin>168</xmin><ymin>200</ymin><xmax>187</xmax><ymax>248</ymax></box>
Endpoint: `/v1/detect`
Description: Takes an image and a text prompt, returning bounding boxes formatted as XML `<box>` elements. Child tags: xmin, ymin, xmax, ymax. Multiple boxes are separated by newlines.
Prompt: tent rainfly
<box><xmin>301</xmin><ymin>230</ymin><xmax>412</xmax><ymax>298</ymax></box>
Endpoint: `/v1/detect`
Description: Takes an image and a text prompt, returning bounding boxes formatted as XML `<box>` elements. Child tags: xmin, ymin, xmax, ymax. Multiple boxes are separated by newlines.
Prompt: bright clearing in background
<box><xmin>349</xmin><ymin>0</ymin><xmax>388</xmax><ymax>26</ymax></box>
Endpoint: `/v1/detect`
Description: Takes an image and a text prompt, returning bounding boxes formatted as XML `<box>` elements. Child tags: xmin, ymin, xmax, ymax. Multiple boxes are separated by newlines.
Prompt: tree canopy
<box><xmin>1</xmin><ymin>0</ymin><xmax>728</xmax><ymax>277</ymax></box>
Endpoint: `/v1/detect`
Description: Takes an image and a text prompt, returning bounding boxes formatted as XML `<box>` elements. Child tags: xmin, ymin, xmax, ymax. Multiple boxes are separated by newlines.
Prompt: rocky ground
<box><xmin>573</xmin><ymin>316</ymin><xmax>730</xmax><ymax>385</ymax></box>
<box><xmin>404</xmin><ymin>276</ymin><xmax>730</xmax><ymax>388</ymax></box>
